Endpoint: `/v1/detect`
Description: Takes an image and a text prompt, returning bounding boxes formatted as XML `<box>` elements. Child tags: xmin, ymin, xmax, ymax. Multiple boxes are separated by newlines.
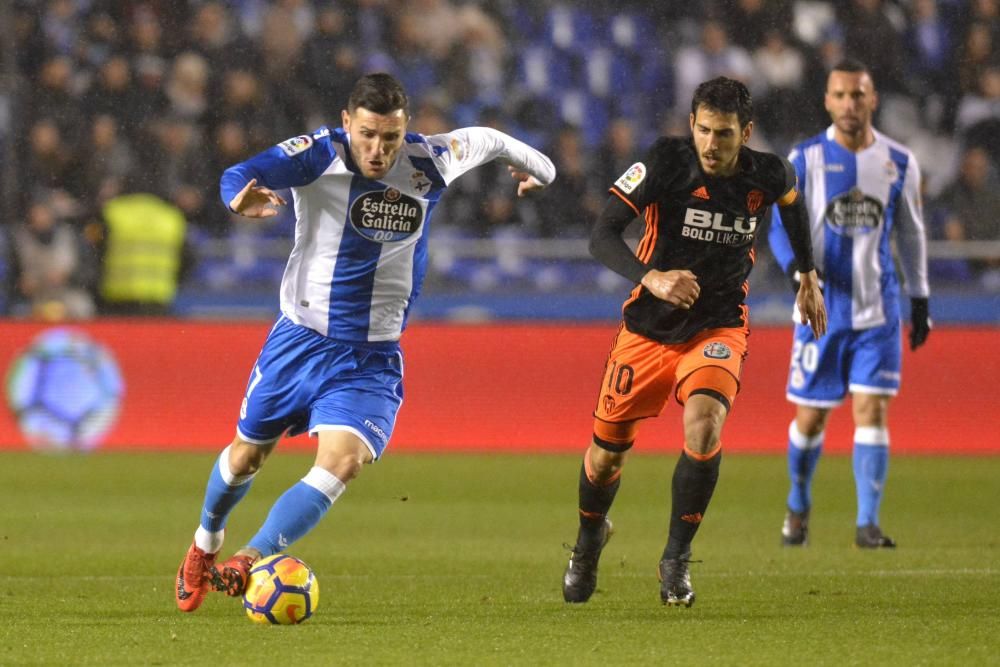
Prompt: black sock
<box><xmin>662</xmin><ymin>449</ymin><xmax>722</xmax><ymax>560</ymax></box>
<box><xmin>577</xmin><ymin>461</ymin><xmax>620</xmax><ymax>545</ymax></box>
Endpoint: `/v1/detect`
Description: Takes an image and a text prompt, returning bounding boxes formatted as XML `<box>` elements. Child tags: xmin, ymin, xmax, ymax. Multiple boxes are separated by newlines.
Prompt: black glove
<box><xmin>909</xmin><ymin>297</ymin><xmax>931</xmax><ymax>351</ymax></box>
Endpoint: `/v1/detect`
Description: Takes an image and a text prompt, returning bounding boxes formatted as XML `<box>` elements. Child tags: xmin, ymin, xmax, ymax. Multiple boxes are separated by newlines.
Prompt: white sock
<box><xmin>194</xmin><ymin>525</ymin><xmax>225</xmax><ymax>554</ymax></box>
<box><xmin>302</xmin><ymin>466</ymin><xmax>347</xmax><ymax>504</ymax></box>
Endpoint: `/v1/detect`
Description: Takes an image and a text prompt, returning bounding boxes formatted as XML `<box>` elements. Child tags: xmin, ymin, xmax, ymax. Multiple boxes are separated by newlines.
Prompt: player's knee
<box><xmin>587</xmin><ymin>441</ymin><xmax>627</xmax><ymax>483</ymax></box>
<box><xmin>852</xmin><ymin>395</ymin><xmax>890</xmax><ymax>427</ymax></box>
<box><xmin>313</xmin><ymin>448</ymin><xmax>367</xmax><ymax>483</ymax></box>
<box><xmin>682</xmin><ymin>400</ymin><xmax>727</xmax><ymax>455</ymax></box>
<box><xmin>316</xmin><ymin>432</ymin><xmax>373</xmax><ymax>482</ymax></box>
<box><xmin>795</xmin><ymin>407</ymin><xmax>830</xmax><ymax>436</ymax></box>
<box><xmin>324</xmin><ymin>456</ymin><xmax>364</xmax><ymax>483</ymax></box>
<box><xmin>229</xmin><ymin>437</ymin><xmax>274</xmax><ymax>475</ymax></box>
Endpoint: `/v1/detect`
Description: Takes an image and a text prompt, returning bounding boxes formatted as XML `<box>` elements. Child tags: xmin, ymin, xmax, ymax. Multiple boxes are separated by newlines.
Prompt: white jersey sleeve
<box><xmin>425</xmin><ymin>127</ymin><xmax>556</xmax><ymax>187</ymax></box>
<box><xmin>893</xmin><ymin>154</ymin><xmax>930</xmax><ymax>299</ymax></box>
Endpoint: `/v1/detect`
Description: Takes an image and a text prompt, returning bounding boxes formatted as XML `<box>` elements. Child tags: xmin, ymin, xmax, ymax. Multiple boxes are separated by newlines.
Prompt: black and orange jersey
<box><xmin>606</xmin><ymin>136</ymin><xmax>798</xmax><ymax>344</ymax></box>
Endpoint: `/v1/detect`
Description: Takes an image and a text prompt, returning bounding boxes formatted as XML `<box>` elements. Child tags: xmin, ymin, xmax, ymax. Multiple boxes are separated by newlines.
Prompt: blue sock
<box><xmin>248</xmin><ymin>467</ymin><xmax>346</xmax><ymax>556</ymax></box>
<box><xmin>197</xmin><ymin>446</ymin><xmax>256</xmax><ymax>551</ymax></box>
<box><xmin>853</xmin><ymin>428</ymin><xmax>889</xmax><ymax>527</ymax></box>
<box><xmin>786</xmin><ymin>422</ymin><xmax>824</xmax><ymax>514</ymax></box>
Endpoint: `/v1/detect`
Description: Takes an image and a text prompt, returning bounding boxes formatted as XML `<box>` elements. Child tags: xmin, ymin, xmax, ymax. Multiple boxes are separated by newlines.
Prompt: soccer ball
<box><xmin>4</xmin><ymin>329</ymin><xmax>124</xmax><ymax>451</ymax></box>
<box><xmin>243</xmin><ymin>554</ymin><xmax>320</xmax><ymax>625</ymax></box>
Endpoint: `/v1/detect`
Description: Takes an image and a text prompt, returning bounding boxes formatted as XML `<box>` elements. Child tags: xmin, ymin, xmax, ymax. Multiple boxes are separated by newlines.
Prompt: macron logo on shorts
<box><xmin>364</xmin><ymin>419</ymin><xmax>387</xmax><ymax>442</ymax></box>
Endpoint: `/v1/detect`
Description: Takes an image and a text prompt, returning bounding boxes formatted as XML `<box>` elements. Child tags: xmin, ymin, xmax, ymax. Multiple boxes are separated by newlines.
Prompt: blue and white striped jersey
<box><xmin>769</xmin><ymin>126</ymin><xmax>929</xmax><ymax>331</ymax></box>
<box><xmin>221</xmin><ymin>126</ymin><xmax>555</xmax><ymax>342</ymax></box>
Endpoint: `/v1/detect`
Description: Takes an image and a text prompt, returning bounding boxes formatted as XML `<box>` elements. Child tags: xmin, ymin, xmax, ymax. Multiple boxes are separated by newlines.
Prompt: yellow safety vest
<box><xmin>100</xmin><ymin>193</ymin><xmax>187</xmax><ymax>305</ymax></box>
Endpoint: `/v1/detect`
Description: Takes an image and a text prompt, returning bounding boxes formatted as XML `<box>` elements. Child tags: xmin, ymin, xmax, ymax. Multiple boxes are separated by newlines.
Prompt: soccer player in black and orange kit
<box><xmin>562</xmin><ymin>77</ymin><xmax>827</xmax><ymax>607</ymax></box>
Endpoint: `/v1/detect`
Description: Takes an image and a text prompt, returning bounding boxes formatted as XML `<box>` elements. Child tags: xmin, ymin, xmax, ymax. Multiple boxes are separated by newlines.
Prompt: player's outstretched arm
<box><xmin>229</xmin><ymin>178</ymin><xmax>287</xmax><ymax>218</ymax></box>
<box><xmin>432</xmin><ymin>127</ymin><xmax>556</xmax><ymax>192</ymax></box>
<box><xmin>796</xmin><ymin>269</ymin><xmax>827</xmax><ymax>338</ymax></box>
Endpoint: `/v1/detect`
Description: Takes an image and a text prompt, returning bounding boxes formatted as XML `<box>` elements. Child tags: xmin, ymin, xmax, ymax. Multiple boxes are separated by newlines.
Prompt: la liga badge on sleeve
<box><xmin>614</xmin><ymin>162</ymin><xmax>646</xmax><ymax>194</ymax></box>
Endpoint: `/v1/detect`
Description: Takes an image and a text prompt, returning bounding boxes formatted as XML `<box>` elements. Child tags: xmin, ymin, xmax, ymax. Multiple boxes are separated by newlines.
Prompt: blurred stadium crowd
<box><xmin>1</xmin><ymin>0</ymin><xmax>999</xmax><ymax>319</ymax></box>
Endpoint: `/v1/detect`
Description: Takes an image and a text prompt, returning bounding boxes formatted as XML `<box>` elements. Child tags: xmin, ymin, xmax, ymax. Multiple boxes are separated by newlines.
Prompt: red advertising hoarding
<box><xmin>0</xmin><ymin>320</ymin><xmax>996</xmax><ymax>454</ymax></box>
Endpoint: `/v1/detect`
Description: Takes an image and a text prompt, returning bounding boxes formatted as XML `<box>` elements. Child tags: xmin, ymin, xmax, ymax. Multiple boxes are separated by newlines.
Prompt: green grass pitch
<box><xmin>1</xmin><ymin>451</ymin><xmax>998</xmax><ymax>666</ymax></box>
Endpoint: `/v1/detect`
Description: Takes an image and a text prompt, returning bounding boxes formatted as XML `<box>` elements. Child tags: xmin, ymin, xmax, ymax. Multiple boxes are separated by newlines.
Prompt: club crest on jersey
<box><xmin>746</xmin><ymin>189</ymin><xmax>764</xmax><ymax>213</ymax></box>
<box><xmin>410</xmin><ymin>170</ymin><xmax>432</xmax><ymax>194</ymax></box>
<box><xmin>825</xmin><ymin>187</ymin><xmax>883</xmax><ymax>237</ymax></box>
<box><xmin>615</xmin><ymin>162</ymin><xmax>646</xmax><ymax>194</ymax></box>
<box><xmin>884</xmin><ymin>159</ymin><xmax>899</xmax><ymax>182</ymax></box>
<box><xmin>277</xmin><ymin>134</ymin><xmax>313</xmax><ymax>156</ymax></box>
<box><xmin>350</xmin><ymin>187</ymin><xmax>424</xmax><ymax>243</ymax></box>
<box><xmin>703</xmin><ymin>342</ymin><xmax>732</xmax><ymax>360</ymax></box>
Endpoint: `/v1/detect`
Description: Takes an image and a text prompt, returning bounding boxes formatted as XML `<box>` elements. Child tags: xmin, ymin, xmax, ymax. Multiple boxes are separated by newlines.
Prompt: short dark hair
<box><xmin>831</xmin><ymin>58</ymin><xmax>871</xmax><ymax>77</ymax></box>
<box><xmin>347</xmin><ymin>72</ymin><xmax>409</xmax><ymax>116</ymax></box>
<box><xmin>691</xmin><ymin>76</ymin><xmax>753</xmax><ymax>128</ymax></box>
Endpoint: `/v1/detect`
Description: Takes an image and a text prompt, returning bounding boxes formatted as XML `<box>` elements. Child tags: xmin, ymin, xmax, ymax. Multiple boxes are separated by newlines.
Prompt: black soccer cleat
<box><xmin>855</xmin><ymin>524</ymin><xmax>896</xmax><ymax>549</ymax></box>
<box><xmin>562</xmin><ymin>518</ymin><xmax>613</xmax><ymax>603</ymax></box>
<box><xmin>781</xmin><ymin>508</ymin><xmax>810</xmax><ymax>546</ymax></box>
<box><xmin>658</xmin><ymin>554</ymin><xmax>695</xmax><ymax>607</ymax></box>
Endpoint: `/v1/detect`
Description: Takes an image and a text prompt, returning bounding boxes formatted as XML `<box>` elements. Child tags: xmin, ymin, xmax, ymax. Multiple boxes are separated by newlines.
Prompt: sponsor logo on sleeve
<box><xmin>614</xmin><ymin>162</ymin><xmax>646</xmax><ymax>194</ymax></box>
<box><xmin>277</xmin><ymin>134</ymin><xmax>313</xmax><ymax>156</ymax></box>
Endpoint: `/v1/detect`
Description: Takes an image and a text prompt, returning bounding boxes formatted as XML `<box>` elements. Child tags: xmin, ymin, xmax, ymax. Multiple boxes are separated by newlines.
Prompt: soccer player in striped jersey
<box><xmin>175</xmin><ymin>72</ymin><xmax>556</xmax><ymax>612</ymax></box>
<box><xmin>562</xmin><ymin>77</ymin><xmax>826</xmax><ymax>607</ymax></box>
<box><xmin>768</xmin><ymin>60</ymin><xmax>931</xmax><ymax>549</ymax></box>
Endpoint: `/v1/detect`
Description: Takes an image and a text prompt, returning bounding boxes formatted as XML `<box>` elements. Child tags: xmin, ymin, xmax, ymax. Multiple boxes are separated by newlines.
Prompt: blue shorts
<box><xmin>236</xmin><ymin>316</ymin><xmax>404</xmax><ymax>459</ymax></box>
<box><xmin>786</xmin><ymin>319</ymin><xmax>901</xmax><ymax>407</ymax></box>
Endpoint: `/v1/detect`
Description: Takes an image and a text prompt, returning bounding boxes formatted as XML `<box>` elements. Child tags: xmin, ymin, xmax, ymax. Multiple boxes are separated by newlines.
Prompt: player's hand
<box><xmin>797</xmin><ymin>269</ymin><xmax>827</xmax><ymax>338</ymax></box>
<box><xmin>787</xmin><ymin>267</ymin><xmax>825</xmax><ymax>293</ymax></box>
<box><xmin>508</xmin><ymin>166</ymin><xmax>545</xmax><ymax>197</ymax></box>
<box><xmin>641</xmin><ymin>269</ymin><xmax>700</xmax><ymax>309</ymax></box>
<box><xmin>909</xmin><ymin>297</ymin><xmax>931</xmax><ymax>350</ymax></box>
<box><xmin>229</xmin><ymin>178</ymin><xmax>287</xmax><ymax>218</ymax></box>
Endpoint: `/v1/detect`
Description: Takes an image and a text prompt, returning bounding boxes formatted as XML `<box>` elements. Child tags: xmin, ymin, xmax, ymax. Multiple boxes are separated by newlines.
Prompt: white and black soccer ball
<box><xmin>5</xmin><ymin>329</ymin><xmax>124</xmax><ymax>451</ymax></box>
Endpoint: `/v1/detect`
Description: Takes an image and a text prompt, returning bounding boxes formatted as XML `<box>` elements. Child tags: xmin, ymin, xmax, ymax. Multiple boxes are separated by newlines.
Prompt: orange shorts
<box><xmin>593</xmin><ymin>325</ymin><xmax>747</xmax><ymax>446</ymax></box>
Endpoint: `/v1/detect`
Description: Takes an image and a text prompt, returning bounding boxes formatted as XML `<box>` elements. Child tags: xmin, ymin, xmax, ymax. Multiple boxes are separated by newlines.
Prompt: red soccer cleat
<box><xmin>209</xmin><ymin>553</ymin><xmax>257</xmax><ymax>597</ymax></box>
<box><xmin>175</xmin><ymin>543</ymin><xmax>216</xmax><ymax>612</ymax></box>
